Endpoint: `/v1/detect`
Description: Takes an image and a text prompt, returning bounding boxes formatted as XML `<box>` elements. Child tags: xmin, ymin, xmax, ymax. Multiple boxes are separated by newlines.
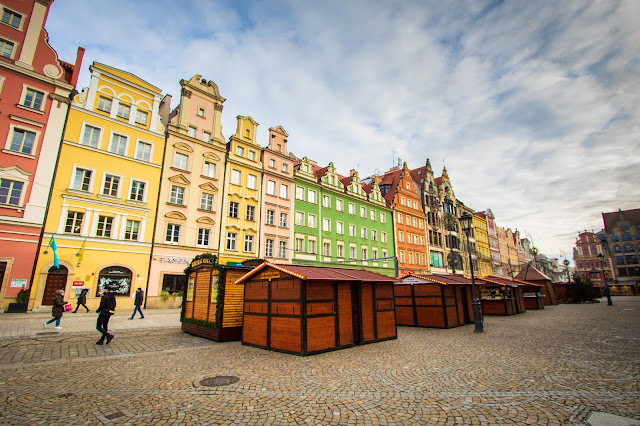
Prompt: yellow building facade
<box><xmin>32</xmin><ymin>62</ymin><xmax>165</xmax><ymax>310</ymax></box>
<box><xmin>218</xmin><ymin>116</ymin><xmax>262</xmax><ymax>265</ymax></box>
<box><xmin>473</xmin><ymin>213</ymin><xmax>492</xmax><ymax>277</ymax></box>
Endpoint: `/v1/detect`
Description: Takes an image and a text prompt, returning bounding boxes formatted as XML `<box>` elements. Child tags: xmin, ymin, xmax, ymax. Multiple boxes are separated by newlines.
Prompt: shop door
<box><xmin>42</xmin><ymin>266</ymin><xmax>68</xmax><ymax>305</ymax></box>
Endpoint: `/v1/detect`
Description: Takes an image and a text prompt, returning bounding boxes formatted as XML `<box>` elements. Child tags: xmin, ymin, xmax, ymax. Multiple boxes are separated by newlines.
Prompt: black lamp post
<box><xmin>597</xmin><ymin>253</ymin><xmax>613</xmax><ymax>306</ymax></box>
<box><xmin>460</xmin><ymin>212</ymin><xmax>485</xmax><ymax>333</ymax></box>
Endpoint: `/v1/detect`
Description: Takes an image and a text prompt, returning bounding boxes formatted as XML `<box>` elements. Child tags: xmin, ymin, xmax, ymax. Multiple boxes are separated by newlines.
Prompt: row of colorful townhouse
<box><xmin>0</xmin><ymin>0</ymin><xmax>540</xmax><ymax>312</ymax></box>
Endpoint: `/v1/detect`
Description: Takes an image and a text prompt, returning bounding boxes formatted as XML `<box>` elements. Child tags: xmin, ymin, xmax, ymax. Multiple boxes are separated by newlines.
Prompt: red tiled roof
<box><xmin>409</xmin><ymin>166</ymin><xmax>426</xmax><ymax>184</ymax></box>
<box><xmin>379</xmin><ymin>169</ymin><xmax>401</xmax><ymax>205</ymax></box>
<box><xmin>398</xmin><ymin>272</ymin><xmax>472</xmax><ymax>285</ymax></box>
<box><xmin>602</xmin><ymin>208</ymin><xmax>640</xmax><ymax>230</ymax></box>
<box><xmin>235</xmin><ymin>262</ymin><xmax>399</xmax><ymax>284</ymax></box>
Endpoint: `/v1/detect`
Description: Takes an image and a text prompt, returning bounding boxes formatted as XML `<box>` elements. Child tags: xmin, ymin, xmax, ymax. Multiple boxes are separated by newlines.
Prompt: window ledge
<box><xmin>197</xmin><ymin>208</ymin><xmax>215</xmax><ymax>213</ymax></box>
<box><xmin>170</xmin><ymin>167</ymin><xmax>190</xmax><ymax>174</ymax></box>
<box><xmin>16</xmin><ymin>104</ymin><xmax>44</xmax><ymax>115</ymax></box>
<box><xmin>1</xmin><ymin>148</ymin><xmax>35</xmax><ymax>159</ymax></box>
<box><xmin>200</xmin><ymin>175</ymin><xmax>218</xmax><ymax>181</ymax></box>
<box><xmin>0</xmin><ymin>203</ymin><xmax>23</xmax><ymax>211</ymax></box>
<box><xmin>97</xmin><ymin>194</ymin><xmax>120</xmax><ymax>201</ymax></box>
<box><xmin>125</xmin><ymin>199</ymin><xmax>147</xmax><ymax>206</ymax></box>
<box><xmin>166</xmin><ymin>202</ymin><xmax>186</xmax><ymax>208</ymax></box>
<box><xmin>67</xmin><ymin>188</ymin><xmax>92</xmax><ymax>196</ymax></box>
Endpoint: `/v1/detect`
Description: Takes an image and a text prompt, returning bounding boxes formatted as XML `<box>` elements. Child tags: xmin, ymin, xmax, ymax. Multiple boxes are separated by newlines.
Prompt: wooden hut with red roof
<box><xmin>394</xmin><ymin>273</ymin><xmax>474</xmax><ymax>328</ymax></box>
<box><xmin>476</xmin><ymin>275</ymin><xmax>527</xmax><ymax>315</ymax></box>
<box><xmin>236</xmin><ymin>262</ymin><xmax>398</xmax><ymax>356</ymax></box>
<box><xmin>515</xmin><ymin>264</ymin><xmax>558</xmax><ymax>305</ymax></box>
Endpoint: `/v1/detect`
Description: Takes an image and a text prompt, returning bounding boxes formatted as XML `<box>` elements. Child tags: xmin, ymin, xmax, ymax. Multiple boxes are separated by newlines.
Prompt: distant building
<box><xmin>601</xmin><ymin>208</ymin><xmax>640</xmax><ymax>286</ymax></box>
<box><xmin>572</xmin><ymin>231</ymin><xmax>613</xmax><ymax>283</ymax></box>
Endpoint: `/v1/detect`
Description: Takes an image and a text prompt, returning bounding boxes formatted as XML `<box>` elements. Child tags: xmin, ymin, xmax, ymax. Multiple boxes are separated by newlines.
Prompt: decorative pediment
<box><xmin>165</xmin><ymin>211</ymin><xmax>187</xmax><ymax>220</ymax></box>
<box><xmin>168</xmin><ymin>174</ymin><xmax>191</xmax><ymax>185</ymax></box>
<box><xmin>0</xmin><ymin>165</ymin><xmax>31</xmax><ymax>180</ymax></box>
<box><xmin>199</xmin><ymin>182</ymin><xmax>217</xmax><ymax>192</ymax></box>
<box><xmin>202</xmin><ymin>152</ymin><xmax>220</xmax><ymax>161</ymax></box>
<box><xmin>196</xmin><ymin>216</ymin><xmax>215</xmax><ymax>225</ymax></box>
<box><xmin>173</xmin><ymin>142</ymin><xmax>193</xmax><ymax>153</ymax></box>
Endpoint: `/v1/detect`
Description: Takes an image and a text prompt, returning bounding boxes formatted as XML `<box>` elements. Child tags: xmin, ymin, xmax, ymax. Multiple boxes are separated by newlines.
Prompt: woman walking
<box><xmin>44</xmin><ymin>289</ymin><xmax>66</xmax><ymax>329</ymax></box>
<box><xmin>129</xmin><ymin>288</ymin><xmax>144</xmax><ymax>319</ymax></box>
<box><xmin>73</xmin><ymin>288</ymin><xmax>89</xmax><ymax>313</ymax></box>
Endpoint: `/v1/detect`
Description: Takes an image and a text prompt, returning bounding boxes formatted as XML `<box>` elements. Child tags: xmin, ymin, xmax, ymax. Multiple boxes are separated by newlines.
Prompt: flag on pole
<box><xmin>49</xmin><ymin>236</ymin><xmax>59</xmax><ymax>268</ymax></box>
<box><xmin>77</xmin><ymin>239</ymin><xmax>86</xmax><ymax>262</ymax></box>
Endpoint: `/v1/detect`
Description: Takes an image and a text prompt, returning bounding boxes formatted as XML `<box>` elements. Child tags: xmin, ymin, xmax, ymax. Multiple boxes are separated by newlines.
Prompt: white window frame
<box><xmin>226</xmin><ymin>232</ymin><xmax>237</xmax><ymax>251</ymax></box>
<box><xmin>308</xmin><ymin>189</ymin><xmax>317</xmax><ymax>204</ymax></box>
<box><xmin>197</xmin><ymin>228</ymin><xmax>210</xmax><ymax>248</ymax></box>
<box><xmin>308</xmin><ymin>214</ymin><xmax>317</xmax><ymax>228</ymax></box>
<box><xmin>134</xmin><ymin>139</ymin><xmax>153</xmax><ymax>162</ymax></box>
<box><xmin>5</xmin><ymin>125</ymin><xmax>40</xmax><ymax>156</ymax></box>
<box><xmin>247</xmin><ymin>174</ymin><xmax>257</xmax><ymax>190</ymax></box>
<box><xmin>336</xmin><ymin>221</ymin><xmax>344</xmax><ymax>235</ymax></box>
<box><xmin>202</xmin><ymin>131</ymin><xmax>211</xmax><ymax>143</ymax></box>
<box><xmin>173</xmin><ymin>152</ymin><xmax>189</xmax><ymax>170</ymax></box>
<box><xmin>169</xmin><ymin>185</ymin><xmax>185</xmax><ymax>205</ymax></box>
<box><xmin>165</xmin><ymin>223</ymin><xmax>180</xmax><ymax>244</ymax></box>
<box><xmin>296</xmin><ymin>186</ymin><xmax>305</xmax><ymax>200</ymax></box>
<box><xmin>267</xmin><ymin>180</ymin><xmax>276</xmax><ymax>195</ymax></box>
<box><xmin>100</xmin><ymin>172</ymin><xmax>123</xmax><ymax>198</ymax></box>
<box><xmin>200</xmin><ymin>192</ymin><xmax>214</xmax><ymax>211</ymax></box>
<box><xmin>20</xmin><ymin>85</ymin><xmax>48</xmax><ymax>112</ymax></box>
<box><xmin>322</xmin><ymin>195</ymin><xmax>330</xmax><ymax>208</ymax></box>
<box><xmin>266</xmin><ymin>209</ymin><xmax>275</xmax><ymax>226</ymax></box>
<box><xmin>108</xmin><ymin>131</ymin><xmax>129</xmax><ymax>156</ymax></box>
<box><xmin>323</xmin><ymin>218</ymin><xmax>331</xmax><ymax>232</ymax></box>
<box><xmin>129</xmin><ymin>179</ymin><xmax>148</xmax><ymax>203</ymax></box>
<box><xmin>80</xmin><ymin>123</ymin><xmax>102</xmax><ymax>148</ymax></box>
<box><xmin>248</xmin><ymin>150</ymin><xmax>256</xmax><ymax>161</ymax></box>
<box><xmin>70</xmin><ymin>165</ymin><xmax>95</xmax><ymax>192</ymax></box>
<box><xmin>188</xmin><ymin>126</ymin><xmax>197</xmax><ymax>138</ymax></box>
<box><xmin>135</xmin><ymin>109</ymin><xmax>149</xmax><ymax>125</ymax></box>
<box><xmin>203</xmin><ymin>161</ymin><xmax>216</xmax><ymax>179</ymax></box>
<box><xmin>280</xmin><ymin>183</ymin><xmax>288</xmax><ymax>199</ymax></box>
<box><xmin>336</xmin><ymin>199</ymin><xmax>343</xmax><ymax>211</ymax></box>
<box><xmin>265</xmin><ymin>238</ymin><xmax>274</xmax><ymax>258</ymax></box>
<box><xmin>97</xmin><ymin>96</ymin><xmax>112</xmax><ymax>113</ymax></box>
<box><xmin>231</xmin><ymin>169</ymin><xmax>241</xmax><ymax>186</ymax></box>
<box><xmin>244</xmin><ymin>235</ymin><xmax>254</xmax><ymax>253</ymax></box>
<box><xmin>280</xmin><ymin>212</ymin><xmax>288</xmax><ymax>228</ymax></box>
<box><xmin>235</xmin><ymin>145</ymin><xmax>245</xmax><ymax>157</ymax></box>
<box><xmin>348</xmin><ymin>203</ymin><xmax>355</xmax><ymax>215</ymax></box>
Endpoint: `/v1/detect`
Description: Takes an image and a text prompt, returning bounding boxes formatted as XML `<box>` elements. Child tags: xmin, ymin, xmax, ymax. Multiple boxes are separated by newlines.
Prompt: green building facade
<box><xmin>292</xmin><ymin>158</ymin><xmax>396</xmax><ymax>277</ymax></box>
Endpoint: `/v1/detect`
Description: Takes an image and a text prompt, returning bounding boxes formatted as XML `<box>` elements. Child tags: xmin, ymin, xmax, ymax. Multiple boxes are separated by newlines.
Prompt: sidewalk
<box><xmin>0</xmin><ymin>307</ymin><xmax>182</xmax><ymax>340</ymax></box>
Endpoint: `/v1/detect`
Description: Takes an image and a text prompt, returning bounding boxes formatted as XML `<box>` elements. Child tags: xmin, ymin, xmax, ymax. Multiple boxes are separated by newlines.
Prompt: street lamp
<box><xmin>460</xmin><ymin>212</ymin><xmax>484</xmax><ymax>333</ymax></box>
<box><xmin>597</xmin><ymin>253</ymin><xmax>613</xmax><ymax>306</ymax></box>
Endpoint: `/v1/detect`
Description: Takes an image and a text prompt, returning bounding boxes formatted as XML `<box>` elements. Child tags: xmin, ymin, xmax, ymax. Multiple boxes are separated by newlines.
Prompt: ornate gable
<box><xmin>168</xmin><ymin>174</ymin><xmax>191</xmax><ymax>185</ymax></box>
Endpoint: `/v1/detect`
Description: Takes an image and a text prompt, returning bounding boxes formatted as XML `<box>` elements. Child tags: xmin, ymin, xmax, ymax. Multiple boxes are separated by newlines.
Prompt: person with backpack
<box><xmin>129</xmin><ymin>287</ymin><xmax>145</xmax><ymax>319</ymax></box>
<box><xmin>96</xmin><ymin>287</ymin><xmax>116</xmax><ymax>345</ymax></box>
<box><xmin>73</xmin><ymin>288</ymin><xmax>89</xmax><ymax>313</ymax></box>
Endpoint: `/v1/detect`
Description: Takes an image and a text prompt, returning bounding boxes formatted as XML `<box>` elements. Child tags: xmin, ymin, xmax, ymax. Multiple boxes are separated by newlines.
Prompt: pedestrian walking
<box><xmin>43</xmin><ymin>289</ymin><xmax>66</xmax><ymax>330</ymax></box>
<box><xmin>73</xmin><ymin>288</ymin><xmax>90</xmax><ymax>313</ymax></box>
<box><xmin>129</xmin><ymin>287</ymin><xmax>145</xmax><ymax>319</ymax></box>
<box><xmin>96</xmin><ymin>287</ymin><xmax>116</xmax><ymax>345</ymax></box>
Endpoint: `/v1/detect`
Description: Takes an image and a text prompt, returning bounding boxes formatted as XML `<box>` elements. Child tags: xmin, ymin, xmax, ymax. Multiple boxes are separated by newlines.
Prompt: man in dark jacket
<box><xmin>44</xmin><ymin>289</ymin><xmax>66</xmax><ymax>329</ymax></box>
<box><xmin>96</xmin><ymin>287</ymin><xmax>116</xmax><ymax>345</ymax></box>
<box><xmin>129</xmin><ymin>287</ymin><xmax>144</xmax><ymax>319</ymax></box>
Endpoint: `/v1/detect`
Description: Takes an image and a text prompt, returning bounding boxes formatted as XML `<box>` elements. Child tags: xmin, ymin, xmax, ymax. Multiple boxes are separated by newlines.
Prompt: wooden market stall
<box><xmin>476</xmin><ymin>275</ymin><xmax>526</xmax><ymax>316</ymax></box>
<box><xmin>236</xmin><ymin>262</ymin><xmax>398</xmax><ymax>356</ymax></box>
<box><xmin>181</xmin><ymin>256</ymin><xmax>251</xmax><ymax>341</ymax></box>
<box><xmin>515</xmin><ymin>264</ymin><xmax>559</xmax><ymax>305</ymax></box>
<box><xmin>394</xmin><ymin>273</ymin><xmax>474</xmax><ymax>328</ymax></box>
<box><xmin>551</xmin><ymin>281</ymin><xmax>579</xmax><ymax>303</ymax></box>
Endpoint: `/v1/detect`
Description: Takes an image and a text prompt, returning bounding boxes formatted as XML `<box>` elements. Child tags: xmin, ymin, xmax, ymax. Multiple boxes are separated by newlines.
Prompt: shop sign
<box><xmin>10</xmin><ymin>278</ymin><xmax>27</xmax><ymax>288</ymax></box>
<box><xmin>72</xmin><ymin>281</ymin><xmax>84</xmax><ymax>287</ymax></box>
<box><xmin>190</xmin><ymin>257</ymin><xmax>213</xmax><ymax>267</ymax></box>
<box><xmin>158</xmin><ymin>257</ymin><xmax>190</xmax><ymax>264</ymax></box>
<box><xmin>186</xmin><ymin>277</ymin><xmax>195</xmax><ymax>302</ymax></box>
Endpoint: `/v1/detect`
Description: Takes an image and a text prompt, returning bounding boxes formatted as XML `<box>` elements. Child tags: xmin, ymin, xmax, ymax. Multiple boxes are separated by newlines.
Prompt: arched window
<box><xmin>97</xmin><ymin>266</ymin><xmax>132</xmax><ymax>296</ymax></box>
<box><xmin>614</xmin><ymin>245</ymin><xmax>622</xmax><ymax>253</ymax></box>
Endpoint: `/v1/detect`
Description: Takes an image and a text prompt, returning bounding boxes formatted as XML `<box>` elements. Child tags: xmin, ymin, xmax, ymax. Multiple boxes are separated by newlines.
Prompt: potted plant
<box><xmin>7</xmin><ymin>288</ymin><xmax>29</xmax><ymax>313</ymax></box>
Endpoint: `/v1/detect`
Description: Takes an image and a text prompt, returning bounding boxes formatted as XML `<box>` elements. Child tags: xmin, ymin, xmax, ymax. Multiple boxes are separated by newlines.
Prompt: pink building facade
<box><xmin>0</xmin><ymin>0</ymin><xmax>82</xmax><ymax>309</ymax></box>
<box><xmin>259</xmin><ymin>126</ymin><xmax>294</xmax><ymax>263</ymax></box>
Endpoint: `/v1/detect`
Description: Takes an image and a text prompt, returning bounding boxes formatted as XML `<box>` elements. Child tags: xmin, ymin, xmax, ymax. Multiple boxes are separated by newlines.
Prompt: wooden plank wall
<box><xmin>243</xmin><ymin>280</ymin><xmax>268</xmax><ymax>347</ymax></box>
<box><xmin>194</xmin><ymin>269</ymin><xmax>212</xmax><ymax>321</ymax></box>
<box><xmin>305</xmin><ymin>281</ymin><xmax>336</xmax><ymax>353</ymax></box>
<box><xmin>337</xmin><ymin>283</ymin><xmax>354</xmax><ymax>347</ymax></box>
<box><xmin>414</xmin><ymin>283</ymin><xmax>446</xmax><ymax>328</ymax></box>
<box><xmin>374</xmin><ymin>283</ymin><xmax>396</xmax><ymax>340</ymax></box>
<box><xmin>221</xmin><ymin>269</ymin><xmax>247</xmax><ymax>328</ymax></box>
<box><xmin>393</xmin><ymin>285</ymin><xmax>415</xmax><ymax>326</ymax></box>
<box><xmin>360</xmin><ymin>282</ymin><xmax>375</xmax><ymax>343</ymax></box>
<box><xmin>269</xmin><ymin>278</ymin><xmax>302</xmax><ymax>353</ymax></box>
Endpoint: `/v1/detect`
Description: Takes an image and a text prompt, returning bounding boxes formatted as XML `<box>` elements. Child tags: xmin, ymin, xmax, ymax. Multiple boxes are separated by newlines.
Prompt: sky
<box><xmin>44</xmin><ymin>0</ymin><xmax>639</xmax><ymax>264</ymax></box>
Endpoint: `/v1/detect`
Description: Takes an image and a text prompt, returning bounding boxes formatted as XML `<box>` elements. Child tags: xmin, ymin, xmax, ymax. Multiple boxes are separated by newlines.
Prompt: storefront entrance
<box><xmin>42</xmin><ymin>266</ymin><xmax>68</xmax><ymax>305</ymax></box>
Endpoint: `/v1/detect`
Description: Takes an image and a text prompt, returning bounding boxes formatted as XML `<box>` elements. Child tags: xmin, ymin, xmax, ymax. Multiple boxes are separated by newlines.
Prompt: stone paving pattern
<box><xmin>0</xmin><ymin>298</ymin><xmax>639</xmax><ymax>425</ymax></box>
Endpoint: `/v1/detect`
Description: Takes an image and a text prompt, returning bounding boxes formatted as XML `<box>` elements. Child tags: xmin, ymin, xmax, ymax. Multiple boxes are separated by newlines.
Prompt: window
<box><xmin>229</xmin><ymin>202</ymin><xmax>239</xmax><ymax>218</ymax></box>
<box><xmin>226</xmin><ymin>232</ymin><xmax>237</xmax><ymax>250</ymax></box>
<box><xmin>420</xmin><ymin>236</ymin><xmax>425</xmax><ymax>246</ymax></box>
<box><xmin>371</xmin><ymin>230</ymin><xmax>377</xmax><ymax>241</ymax></box>
<box><xmin>409</xmin><ymin>252</ymin><xmax>414</xmax><ymax>264</ymax></box>
<box><xmin>0</xmin><ymin>179</ymin><xmax>23</xmax><ymax>205</ymax></box>
<box><xmin>203</xmin><ymin>131</ymin><xmax>211</xmax><ymax>143</ymax></box>
<box><xmin>414</xmin><ymin>235</ymin><xmax>418</xmax><ymax>245</ymax></box>
<box><xmin>308</xmin><ymin>214</ymin><xmax>317</xmax><ymax>228</ymax></box>
<box><xmin>380</xmin><ymin>213</ymin><xmax>386</xmax><ymax>223</ymax></box>
<box><xmin>248</xmin><ymin>150</ymin><xmax>256</xmax><ymax>161</ymax></box>
<box><xmin>130</xmin><ymin>180</ymin><xmax>146</xmax><ymax>202</ymax></box>
<box><xmin>109</xmin><ymin>133</ymin><xmax>127</xmax><ymax>155</ymax></box>
<box><xmin>247</xmin><ymin>174</ymin><xmax>257</xmax><ymax>190</ymax></box>
<box><xmin>296</xmin><ymin>186</ymin><xmax>304</xmax><ymax>200</ymax></box>
<box><xmin>164</xmin><ymin>224</ymin><xmax>180</xmax><ymax>243</ymax></box>
<box><xmin>398</xmin><ymin>213</ymin><xmax>403</xmax><ymax>224</ymax></box>
<box><xmin>96</xmin><ymin>216</ymin><xmax>113</xmax><ymax>237</ymax></box>
<box><xmin>370</xmin><ymin>210</ymin><xmax>376</xmax><ymax>221</ymax></box>
<box><xmin>382</xmin><ymin>250</ymin><xmax>388</xmax><ymax>261</ymax></box>
<box><xmin>295</xmin><ymin>211</ymin><xmax>304</xmax><ymax>225</ymax></box>
<box><xmin>203</xmin><ymin>162</ymin><xmax>215</xmax><ymax>178</ymax></box>
<box><xmin>400</xmin><ymin>251</ymin><xmax>405</xmax><ymax>263</ymax></box>
<box><xmin>265</xmin><ymin>239</ymin><xmax>274</xmax><ymax>257</ymax></box>
<box><xmin>10</xmin><ymin>129</ymin><xmax>36</xmax><ymax>154</ymax></box>
<box><xmin>269</xmin><ymin>159</ymin><xmax>276</xmax><ymax>168</ymax></box>
<box><xmin>324</xmin><ymin>242</ymin><xmax>331</xmax><ymax>256</ymax></box>
<box><xmin>266</xmin><ymin>210</ymin><xmax>275</xmax><ymax>225</ymax></box>
<box><xmin>280</xmin><ymin>184</ymin><xmax>288</xmax><ymax>199</ymax></box>
<box><xmin>360</xmin><ymin>206</ymin><xmax>366</xmax><ymax>218</ymax></box>
<box><xmin>188</xmin><ymin>126</ymin><xmax>196</xmax><ymax>138</ymax></box>
<box><xmin>401</xmin><ymin>197</ymin><xmax>405</xmax><ymax>206</ymax></box>
<box><xmin>413</xmin><ymin>217</ymin><xmax>417</xmax><ymax>227</ymax></box>
<box><xmin>244</xmin><ymin>235</ymin><xmax>254</xmax><ymax>252</ymax></box>
<box><xmin>200</xmin><ymin>193</ymin><xmax>213</xmax><ymax>211</ymax></box>
<box><xmin>362</xmin><ymin>248</ymin><xmax>368</xmax><ymax>260</ymax></box>
<box><xmin>308</xmin><ymin>189</ymin><xmax>317</xmax><ymax>204</ymax></box>
<box><xmin>82</xmin><ymin>125</ymin><xmax>101</xmax><ymax>148</ymax></box>
<box><xmin>173</xmin><ymin>152</ymin><xmax>188</xmax><ymax>170</ymax></box>
<box><xmin>2</xmin><ymin>9</ymin><xmax>22</xmax><ymax>28</ymax></box>
<box><xmin>399</xmin><ymin>232</ymin><xmax>404</xmax><ymax>242</ymax></box>
<box><xmin>102</xmin><ymin>174</ymin><xmax>120</xmax><ymax>197</ymax></box>
<box><xmin>361</xmin><ymin>227</ymin><xmax>367</xmax><ymax>239</ymax></box>
<box><xmin>336</xmin><ymin>222</ymin><xmax>344</xmax><ymax>235</ymax></box>
<box><xmin>323</xmin><ymin>195</ymin><xmax>330</xmax><ymax>208</ymax></box>
<box><xmin>266</xmin><ymin>180</ymin><xmax>276</xmax><ymax>195</ymax></box>
<box><xmin>72</xmin><ymin>168</ymin><xmax>92</xmax><ymax>191</ymax></box>
<box><xmin>336</xmin><ymin>199</ymin><xmax>343</xmax><ymax>211</ymax></box>
<box><xmin>117</xmin><ymin>103</ymin><xmax>130</xmax><ymax>119</ymax></box>
<box><xmin>65</xmin><ymin>211</ymin><xmax>83</xmax><ymax>234</ymax></box>
<box><xmin>135</xmin><ymin>110</ymin><xmax>148</xmax><ymax>125</ymax></box>
<box><xmin>349</xmin><ymin>224</ymin><xmax>356</xmax><ymax>237</ymax></box>
<box><xmin>295</xmin><ymin>238</ymin><xmax>304</xmax><ymax>252</ymax></box>
<box><xmin>349</xmin><ymin>203</ymin><xmax>355</xmax><ymax>215</ymax></box>
<box><xmin>337</xmin><ymin>244</ymin><xmax>344</xmax><ymax>258</ymax></box>
<box><xmin>308</xmin><ymin>240</ymin><xmax>316</xmax><ymax>254</ymax></box>
<box><xmin>169</xmin><ymin>186</ymin><xmax>185</xmax><ymax>205</ymax></box>
<box><xmin>419</xmin><ymin>219</ymin><xmax>423</xmax><ymax>229</ymax></box>
<box><xmin>236</xmin><ymin>146</ymin><xmax>244</xmax><ymax>157</ymax></box>
<box><xmin>282</xmin><ymin>163</ymin><xmax>289</xmax><ymax>173</ymax></box>
<box><xmin>279</xmin><ymin>241</ymin><xmax>287</xmax><ymax>258</ymax></box>
<box><xmin>197</xmin><ymin>107</ymin><xmax>205</xmax><ymax>117</ymax></box>
<box><xmin>350</xmin><ymin>247</ymin><xmax>356</xmax><ymax>260</ymax></box>
<box><xmin>381</xmin><ymin>232</ymin><xmax>387</xmax><ymax>243</ymax></box>
<box><xmin>246</xmin><ymin>205</ymin><xmax>255</xmax><ymax>221</ymax></box>
<box><xmin>413</xmin><ymin>201</ymin><xmax>417</xmax><ymax>209</ymax></box>
<box><xmin>323</xmin><ymin>218</ymin><xmax>331</xmax><ymax>232</ymax></box>
<box><xmin>135</xmin><ymin>141</ymin><xmax>152</xmax><ymax>162</ymax></box>
<box><xmin>231</xmin><ymin>170</ymin><xmax>241</xmax><ymax>185</ymax></box>
<box><xmin>280</xmin><ymin>212</ymin><xmax>288</xmax><ymax>227</ymax></box>
<box><xmin>97</xmin><ymin>96</ymin><xmax>112</xmax><ymax>113</ymax></box>
<box><xmin>23</xmin><ymin>88</ymin><xmax>44</xmax><ymax>110</ymax></box>
<box><xmin>125</xmin><ymin>220</ymin><xmax>140</xmax><ymax>240</ymax></box>
<box><xmin>198</xmin><ymin>229</ymin><xmax>210</xmax><ymax>247</ymax></box>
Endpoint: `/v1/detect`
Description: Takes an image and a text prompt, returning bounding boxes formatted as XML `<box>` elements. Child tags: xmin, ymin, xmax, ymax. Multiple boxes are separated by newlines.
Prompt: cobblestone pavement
<box><xmin>0</xmin><ymin>297</ymin><xmax>639</xmax><ymax>425</ymax></box>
